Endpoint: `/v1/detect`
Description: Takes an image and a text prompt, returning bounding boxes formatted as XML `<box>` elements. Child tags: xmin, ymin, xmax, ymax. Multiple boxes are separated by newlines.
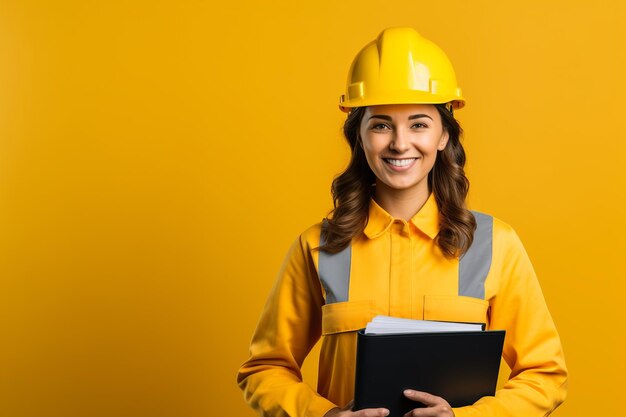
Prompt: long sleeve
<box><xmin>453</xmin><ymin>224</ymin><xmax>568</xmax><ymax>417</ymax></box>
<box><xmin>237</xmin><ymin>233</ymin><xmax>337</xmax><ymax>417</ymax></box>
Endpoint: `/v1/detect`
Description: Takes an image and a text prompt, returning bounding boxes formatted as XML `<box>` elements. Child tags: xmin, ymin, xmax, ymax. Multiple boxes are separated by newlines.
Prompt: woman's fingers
<box><xmin>402</xmin><ymin>390</ymin><xmax>453</xmax><ymax>417</ymax></box>
<box><xmin>403</xmin><ymin>389</ymin><xmax>442</xmax><ymax>406</ymax></box>
<box><xmin>353</xmin><ymin>408</ymin><xmax>390</xmax><ymax>417</ymax></box>
<box><xmin>325</xmin><ymin>403</ymin><xmax>389</xmax><ymax>417</ymax></box>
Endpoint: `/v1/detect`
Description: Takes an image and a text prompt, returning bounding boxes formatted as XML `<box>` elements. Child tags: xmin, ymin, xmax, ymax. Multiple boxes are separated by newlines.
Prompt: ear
<box><xmin>437</xmin><ymin>131</ymin><xmax>449</xmax><ymax>151</ymax></box>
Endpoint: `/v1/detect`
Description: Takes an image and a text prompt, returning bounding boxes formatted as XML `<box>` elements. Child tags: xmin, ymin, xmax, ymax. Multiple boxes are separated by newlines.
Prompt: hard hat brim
<box><xmin>338</xmin><ymin>92</ymin><xmax>465</xmax><ymax>113</ymax></box>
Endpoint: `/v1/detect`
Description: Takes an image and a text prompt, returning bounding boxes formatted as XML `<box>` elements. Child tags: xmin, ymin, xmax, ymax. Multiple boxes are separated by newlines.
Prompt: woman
<box><xmin>237</xmin><ymin>27</ymin><xmax>568</xmax><ymax>417</ymax></box>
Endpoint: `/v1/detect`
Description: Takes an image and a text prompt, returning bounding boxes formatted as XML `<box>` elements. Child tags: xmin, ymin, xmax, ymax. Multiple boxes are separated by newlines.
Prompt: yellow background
<box><xmin>1</xmin><ymin>1</ymin><xmax>624</xmax><ymax>416</ymax></box>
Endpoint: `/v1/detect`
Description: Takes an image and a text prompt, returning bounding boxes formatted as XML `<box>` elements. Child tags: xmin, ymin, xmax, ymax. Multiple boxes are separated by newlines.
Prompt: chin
<box><xmin>378</xmin><ymin>175</ymin><xmax>429</xmax><ymax>192</ymax></box>
<box><xmin>385</xmin><ymin>182</ymin><xmax>420</xmax><ymax>191</ymax></box>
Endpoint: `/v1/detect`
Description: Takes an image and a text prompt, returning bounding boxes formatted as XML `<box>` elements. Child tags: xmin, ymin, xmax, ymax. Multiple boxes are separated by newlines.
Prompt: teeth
<box><xmin>386</xmin><ymin>158</ymin><xmax>416</xmax><ymax>167</ymax></box>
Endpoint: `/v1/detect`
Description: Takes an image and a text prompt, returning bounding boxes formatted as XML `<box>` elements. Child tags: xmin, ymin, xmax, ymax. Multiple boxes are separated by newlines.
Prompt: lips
<box><xmin>383</xmin><ymin>158</ymin><xmax>418</xmax><ymax>167</ymax></box>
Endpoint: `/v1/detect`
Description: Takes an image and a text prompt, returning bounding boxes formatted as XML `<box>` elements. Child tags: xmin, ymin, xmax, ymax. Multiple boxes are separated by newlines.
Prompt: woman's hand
<box><xmin>324</xmin><ymin>400</ymin><xmax>389</xmax><ymax>417</ymax></box>
<box><xmin>402</xmin><ymin>390</ymin><xmax>454</xmax><ymax>417</ymax></box>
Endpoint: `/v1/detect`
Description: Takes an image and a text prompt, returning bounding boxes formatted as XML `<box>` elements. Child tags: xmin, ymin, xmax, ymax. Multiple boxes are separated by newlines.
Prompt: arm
<box><xmin>237</xmin><ymin>234</ymin><xmax>337</xmax><ymax>417</ymax></box>
<box><xmin>452</xmin><ymin>225</ymin><xmax>568</xmax><ymax>417</ymax></box>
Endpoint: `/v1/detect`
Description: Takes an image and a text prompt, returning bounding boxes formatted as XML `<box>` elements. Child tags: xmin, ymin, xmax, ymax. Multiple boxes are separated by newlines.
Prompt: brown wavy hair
<box><xmin>320</xmin><ymin>104</ymin><xmax>476</xmax><ymax>258</ymax></box>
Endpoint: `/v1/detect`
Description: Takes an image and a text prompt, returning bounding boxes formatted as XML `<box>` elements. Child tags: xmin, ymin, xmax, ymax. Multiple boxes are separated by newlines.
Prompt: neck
<box><xmin>373</xmin><ymin>181</ymin><xmax>431</xmax><ymax>221</ymax></box>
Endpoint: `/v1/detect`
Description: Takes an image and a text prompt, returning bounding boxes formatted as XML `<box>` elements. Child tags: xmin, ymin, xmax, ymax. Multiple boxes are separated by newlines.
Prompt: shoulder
<box><xmin>470</xmin><ymin>210</ymin><xmax>524</xmax><ymax>250</ymax></box>
<box><xmin>295</xmin><ymin>220</ymin><xmax>325</xmax><ymax>252</ymax></box>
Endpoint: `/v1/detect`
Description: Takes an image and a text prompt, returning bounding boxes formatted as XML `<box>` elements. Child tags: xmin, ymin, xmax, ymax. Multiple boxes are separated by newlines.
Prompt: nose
<box><xmin>389</xmin><ymin>129</ymin><xmax>410</xmax><ymax>153</ymax></box>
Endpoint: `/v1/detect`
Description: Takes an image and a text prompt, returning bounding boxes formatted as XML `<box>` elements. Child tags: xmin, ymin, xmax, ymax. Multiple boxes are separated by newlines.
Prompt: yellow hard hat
<box><xmin>339</xmin><ymin>27</ymin><xmax>465</xmax><ymax>112</ymax></box>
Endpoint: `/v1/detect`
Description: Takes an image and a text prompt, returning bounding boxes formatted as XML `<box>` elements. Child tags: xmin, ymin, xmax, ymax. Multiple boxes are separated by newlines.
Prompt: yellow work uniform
<box><xmin>237</xmin><ymin>193</ymin><xmax>568</xmax><ymax>417</ymax></box>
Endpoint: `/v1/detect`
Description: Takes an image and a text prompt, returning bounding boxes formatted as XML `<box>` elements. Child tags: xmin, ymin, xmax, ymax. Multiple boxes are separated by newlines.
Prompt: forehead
<box><xmin>364</xmin><ymin>103</ymin><xmax>439</xmax><ymax>119</ymax></box>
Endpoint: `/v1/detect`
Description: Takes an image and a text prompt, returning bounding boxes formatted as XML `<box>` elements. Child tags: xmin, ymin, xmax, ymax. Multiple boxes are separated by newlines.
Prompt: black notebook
<box><xmin>353</xmin><ymin>327</ymin><xmax>505</xmax><ymax>416</ymax></box>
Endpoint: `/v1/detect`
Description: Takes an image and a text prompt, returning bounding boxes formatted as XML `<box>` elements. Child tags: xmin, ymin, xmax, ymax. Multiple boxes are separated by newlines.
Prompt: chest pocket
<box><xmin>321</xmin><ymin>300</ymin><xmax>376</xmax><ymax>336</ymax></box>
<box><xmin>423</xmin><ymin>295</ymin><xmax>490</xmax><ymax>325</ymax></box>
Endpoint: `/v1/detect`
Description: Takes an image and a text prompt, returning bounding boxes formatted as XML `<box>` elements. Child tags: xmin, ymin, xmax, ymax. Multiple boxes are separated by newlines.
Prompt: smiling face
<box><xmin>359</xmin><ymin>103</ymin><xmax>449</xmax><ymax>202</ymax></box>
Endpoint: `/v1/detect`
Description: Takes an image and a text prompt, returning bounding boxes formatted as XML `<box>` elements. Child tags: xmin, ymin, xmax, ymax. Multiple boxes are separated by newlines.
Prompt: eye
<box><xmin>371</xmin><ymin>123</ymin><xmax>391</xmax><ymax>131</ymax></box>
<box><xmin>411</xmin><ymin>122</ymin><xmax>428</xmax><ymax>129</ymax></box>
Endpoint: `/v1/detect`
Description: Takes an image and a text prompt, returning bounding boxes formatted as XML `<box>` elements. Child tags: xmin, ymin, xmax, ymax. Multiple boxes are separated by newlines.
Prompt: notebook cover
<box><xmin>353</xmin><ymin>329</ymin><xmax>505</xmax><ymax>416</ymax></box>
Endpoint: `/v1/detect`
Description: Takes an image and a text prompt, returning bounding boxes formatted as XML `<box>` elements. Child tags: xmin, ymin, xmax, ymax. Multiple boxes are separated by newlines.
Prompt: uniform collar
<box><xmin>364</xmin><ymin>193</ymin><xmax>440</xmax><ymax>240</ymax></box>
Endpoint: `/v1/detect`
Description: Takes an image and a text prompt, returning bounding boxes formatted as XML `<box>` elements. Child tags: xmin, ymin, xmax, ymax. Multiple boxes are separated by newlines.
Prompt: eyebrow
<box><xmin>409</xmin><ymin>114</ymin><xmax>433</xmax><ymax>121</ymax></box>
<box><xmin>368</xmin><ymin>114</ymin><xmax>433</xmax><ymax>121</ymax></box>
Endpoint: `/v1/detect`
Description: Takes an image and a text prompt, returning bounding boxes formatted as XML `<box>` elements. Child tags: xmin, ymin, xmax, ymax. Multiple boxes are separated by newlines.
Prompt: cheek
<box><xmin>424</xmin><ymin>153</ymin><xmax>438</xmax><ymax>171</ymax></box>
<box><xmin>361</xmin><ymin>145</ymin><xmax>379</xmax><ymax>172</ymax></box>
<box><xmin>419</xmin><ymin>141</ymin><xmax>442</xmax><ymax>169</ymax></box>
<box><xmin>426</xmin><ymin>144</ymin><xmax>441</xmax><ymax>161</ymax></box>
<box><xmin>423</xmin><ymin>134</ymin><xmax>445</xmax><ymax>156</ymax></box>
<box><xmin>360</xmin><ymin>135</ymin><xmax>381</xmax><ymax>163</ymax></box>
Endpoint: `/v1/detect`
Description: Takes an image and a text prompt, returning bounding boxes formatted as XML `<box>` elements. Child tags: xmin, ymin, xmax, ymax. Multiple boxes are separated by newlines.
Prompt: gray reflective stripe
<box><xmin>459</xmin><ymin>211</ymin><xmax>493</xmax><ymax>299</ymax></box>
<box><xmin>318</xmin><ymin>213</ymin><xmax>492</xmax><ymax>303</ymax></box>
<box><xmin>318</xmin><ymin>224</ymin><xmax>351</xmax><ymax>304</ymax></box>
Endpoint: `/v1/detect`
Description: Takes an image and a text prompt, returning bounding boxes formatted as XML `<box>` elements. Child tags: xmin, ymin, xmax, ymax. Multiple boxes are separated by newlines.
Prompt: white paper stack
<box><xmin>364</xmin><ymin>315</ymin><xmax>484</xmax><ymax>335</ymax></box>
